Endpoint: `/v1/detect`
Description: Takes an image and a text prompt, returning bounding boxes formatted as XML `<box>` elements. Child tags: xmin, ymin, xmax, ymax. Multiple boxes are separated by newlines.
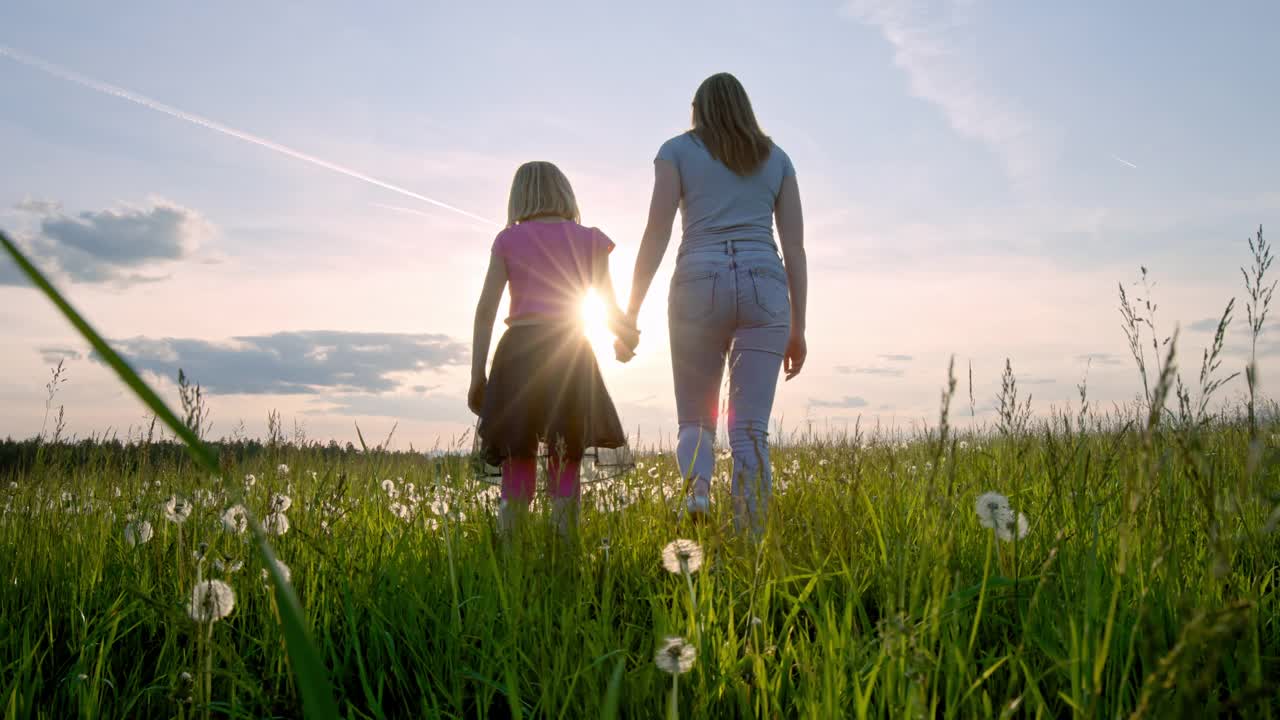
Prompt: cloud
<box><xmin>5</xmin><ymin>199</ymin><xmax>210</xmax><ymax>286</ymax></box>
<box><xmin>843</xmin><ymin>0</ymin><xmax>1047</xmax><ymax>178</ymax></box>
<box><xmin>810</xmin><ymin>396</ymin><xmax>870</xmax><ymax>410</ymax></box>
<box><xmin>37</xmin><ymin>347</ymin><xmax>82</xmax><ymax>364</ymax></box>
<box><xmin>1020</xmin><ymin>377</ymin><xmax>1057</xmax><ymax>385</ymax></box>
<box><xmin>100</xmin><ymin>330</ymin><xmax>468</xmax><ymax>395</ymax></box>
<box><xmin>306</xmin><ymin>392</ymin><xmax>469</xmax><ymax>423</ymax></box>
<box><xmin>1188</xmin><ymin>316</ymin><xmax>1232</xmax><ymax>334</ymax></box>
<box><xmin>879</xmin><ymin>354</ymin><xmax>913</xmax><ymax>362</ymax></box>
<box><xmin>836</xmin><ymin>366</ymin><xmax>905</xmax><ymax>377</ymax></box>
<box><xmin>1075</xmin><ymin>353</ymin><xmax>1126</xmax><ymax>367</ymax></box>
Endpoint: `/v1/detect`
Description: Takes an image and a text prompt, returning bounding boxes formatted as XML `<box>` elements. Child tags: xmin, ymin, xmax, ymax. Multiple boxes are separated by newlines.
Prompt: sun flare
<box><xmin>580</xmin><ymin>290</ymin><xmax>616</xmax><ymax>359</ymax></box>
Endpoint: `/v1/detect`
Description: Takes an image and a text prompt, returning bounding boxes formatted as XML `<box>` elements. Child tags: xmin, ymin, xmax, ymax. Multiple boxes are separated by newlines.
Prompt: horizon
<box><xmin>3</xmin><ymin>2</ymin><xmax>1279</xmax><ymax>448</ymax></box>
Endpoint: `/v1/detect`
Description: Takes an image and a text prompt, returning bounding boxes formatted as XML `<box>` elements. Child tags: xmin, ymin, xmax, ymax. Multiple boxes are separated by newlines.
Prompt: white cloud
<box><xmin>844</xmin><ymin>0</ymin><xmax>1048</xmax><ymax>179</ymax></box>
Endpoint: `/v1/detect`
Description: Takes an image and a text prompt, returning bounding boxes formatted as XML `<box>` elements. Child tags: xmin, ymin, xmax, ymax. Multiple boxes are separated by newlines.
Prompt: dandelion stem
<box><xmin>667</xmin><ymin>673</ymin><xmax>679</xmax><ymax>720</ymax></box>
<box><xmin>968</xmin><ymin>531</ymin><xmax>994</xmax><ymax>657</ymax></box>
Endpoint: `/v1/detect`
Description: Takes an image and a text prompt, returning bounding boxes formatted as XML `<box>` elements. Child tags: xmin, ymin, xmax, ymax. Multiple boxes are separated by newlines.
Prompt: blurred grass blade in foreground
<box><xmin>0</xmin><ymin>229</ymin><xmax>340</xmax><ymax>720</ymax></box>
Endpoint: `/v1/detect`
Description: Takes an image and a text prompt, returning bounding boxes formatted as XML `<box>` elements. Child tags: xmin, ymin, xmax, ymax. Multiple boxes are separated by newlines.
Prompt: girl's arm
<box><xmin>624</xmin><ymin>159</ymin><xmax>681</xmax><ymax>321</ymax></box>
<box><xmin>592</xmin><ymin>250</ymin><xmax>639</xmax><ymax>359</ymax></box>
<box><xmin>776</xmin><ymin>173</ymin><xmax>807</xmax><ymax>380</ymax></box>
<box><xmin>469</xmin><ymin>253</ymin><xmax>508</xmax><ymax>413</ymax></box>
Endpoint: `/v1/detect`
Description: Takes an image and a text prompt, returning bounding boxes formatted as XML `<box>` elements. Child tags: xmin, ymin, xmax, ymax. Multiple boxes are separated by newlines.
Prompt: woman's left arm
<box><xmin>776</xmin><ymin>174</ymin><xmax>807</xmax><ymax>380</ymax></box>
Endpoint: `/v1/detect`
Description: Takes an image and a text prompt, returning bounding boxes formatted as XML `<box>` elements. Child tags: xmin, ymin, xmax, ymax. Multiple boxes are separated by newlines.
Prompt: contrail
<box><xmin>1111</xmin><ymin>154</ymin><xmax>1138</xmax><ymax>169</ymax></box>
<box><xmin>0</xmin><ymin>44</ymin><xmax>500</xmax><ymax>228</ymax></box>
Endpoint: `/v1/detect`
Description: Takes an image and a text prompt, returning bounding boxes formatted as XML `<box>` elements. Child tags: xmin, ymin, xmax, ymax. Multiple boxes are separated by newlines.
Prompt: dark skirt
<box><xmin>478</xmin><ymin>323</ymin><xmax>627</xmax><ymax>466</ymax></box>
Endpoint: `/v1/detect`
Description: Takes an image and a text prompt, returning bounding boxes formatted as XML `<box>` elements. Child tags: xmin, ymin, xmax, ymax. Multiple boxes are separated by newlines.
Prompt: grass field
<box><xmin>2</xmin><ymin>228</ymin><xmax>1280</xmax><ymax>719</ymax></box>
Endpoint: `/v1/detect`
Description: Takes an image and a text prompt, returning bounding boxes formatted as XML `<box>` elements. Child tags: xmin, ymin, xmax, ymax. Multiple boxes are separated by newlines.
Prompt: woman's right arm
<box><xmin>776</xmin><ymin>174</ymin><xmax>807</xmax><ymax>380</ymax></box>
<box><xmin>469</xmin><ymin>252</ymin><xmax>508</xmax><ymax>413</ymax></box>
<box><xmin>624</xmin><ymin>159</ymin><xmax>681</xmax><ymax>323</ymax></box>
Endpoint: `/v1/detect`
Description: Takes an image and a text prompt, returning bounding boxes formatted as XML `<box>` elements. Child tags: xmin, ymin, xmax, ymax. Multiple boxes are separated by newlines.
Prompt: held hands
<box><xmin>608</xmin><ymin>308</ymin><xmax>641</xmax><ymax>364</ymax></box>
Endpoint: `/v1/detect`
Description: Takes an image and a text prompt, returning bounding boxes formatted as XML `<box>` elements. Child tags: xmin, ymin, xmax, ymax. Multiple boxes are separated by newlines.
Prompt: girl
<box><xmin>469</xmin><ymin>161</ymin><xmax>636</xmax><ymax>536</ymax></box>
<box><xmin>619</xmin><ymin>73</ymin><xmax>808</xmax><ymax>536</ymax></box>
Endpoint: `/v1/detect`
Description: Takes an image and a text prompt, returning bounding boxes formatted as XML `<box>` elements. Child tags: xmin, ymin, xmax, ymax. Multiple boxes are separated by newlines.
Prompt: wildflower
<box><xmin>212</xmin><ymin>557</ymin><xmax>244</xmax><ymax>574</ymax></box>
<box><xmin>261</xmin><ymin>558</ymin><xmax>291</xmax><ymax>584</ymax></box>
<box><xmin>187</xmin><ymin>579</ymin><xmax>235</xmax><ymax>622</ymax></box>
<box><xmin>380</xmin><ymin>479</ymin><xmax>398</xmax><ymax>497</ymax></box>
<box><xmin>178</xmin><ymin>671</ymin><xmax>193</xmax><ymax>684</ymax></box>
<box><xmin>654</xmin><ymin>636</ymin><xmax>697</xmax><ymax>674</ymax></box>
<box><xmin>276</xmin><ymin>464</ymin><xmax>289</xmax><ymax>477</ymax></box>
<box><xmin>389</xmin><ymin>502</ymin><xmax>413</xmax><ymax>522</ymax></box>
<box><xmin>263</xmin><ymin>512</ymin><xmax>290</xmax><ymax>536</ymax></box>
<box><xmin>244</xmin><ymin>474</ymin><xmax>256</xmax><ymax>488</ymax></box>
<box><xmin>975</xmin><ymin>492</ymin><xmax>1014</xmax><ymax>531</ymax></box>
<box><xmin>997</xmin><ymin>512</ymin><xmax>1031</xmax><ymax>542</ymax></box>
<box><xmin>113</xmin><ymin>485</ymin><xmax>122</xmax><ymax>497</ymax></box>
<box><xmin>269</xmin><ymin>493</ymin><xmax>292</xmax><ymax>513</ymax></box>
<box><xmin>648</xmin><ymin>467</ymin><xmax>660</xmax><ymax>478</ymax></box>
<box><xmin>818</xmin><ymin>459</ymin><xmax>828</xmax><ymax>467</ymax></box>
<box><xmin>124</xmin><ymin>520</ymin><xmax>154</xmax><ymax>546</ymax></box>
<box><xmin>959</xmin><ymin>440</ymin><xmax>969</xmax><ymax>450</ymax></box>
<box><xmin>8</xmin><ymin>481</ymin><xmax>17</xmax><ymax>490</ymax></box>
<box><xmin>661</xmin><ymin>539</ymin><xmax>704</xmax><ymax>575</ymax></box>
<box><xmin>221</xmin><ymin>505</ymin><xmax>249</xmax><ymax>534</ymax></box>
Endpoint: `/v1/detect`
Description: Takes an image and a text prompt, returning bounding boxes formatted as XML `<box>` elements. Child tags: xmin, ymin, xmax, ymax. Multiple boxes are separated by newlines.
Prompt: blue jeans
<box><xmin>667</xmin><ymin>241</ymin><xmax>791</xmax><ymax>533</ymax></box>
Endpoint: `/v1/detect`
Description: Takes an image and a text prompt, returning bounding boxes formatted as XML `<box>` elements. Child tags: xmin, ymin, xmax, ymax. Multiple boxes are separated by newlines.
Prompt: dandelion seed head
<box><xmin>654</xmin><ymin>636</ymin><xmax>697</xmax><ymax>674</ymax></box>
<box><xmin>187</xmin><ymin>579</ymin><xmax>235</xmax><ymax>622</ymax></box>
<box><xmin>997</xmin><ymin>512</ymin><xmax>1031</xmax><ymax>542</ymax></box>
<box><xmin>661</xmin><ymin>539</ymin><xmax>704</xmax><ymax>574</ymax></box>
<box><xmin>124</xmin><ymin>520</ymin><xmax>154</xmax><ymax>546</ymax></box>
<box><xmin>263</xmin><ymin>512</ymin><xmax>290</xmax><ymax>536</ymax></box>
<box><xmin>389</xmin><ymin>501</ymin><xmax>413</xmax><ymax>522</ymax></box>
<box><xmin>261</xmin><ymin>558</ymin><xmax>291</xmax><ymax>584</ymax></box>
<box><xmin>975</xmin><ymin>491</ymin><xmax>1013</xmax><ymax>530</ymax></box>
<box><xmin>221</xmin><ymin>505</ymin><xmax>248</xmax><ymax>534</ymax></box>
<box><xmin>269</xmin><ymin>493</ymin><xmax>292</xmax><ymax>513</ymax></box>
<box><xmin>276</xmin><ymin>463</ymin><xmax>289</xmax><ymax>477</ymax></box>
<box><xmin>244</xmin><ymin>474</ymin><xmax>256</xmax><ymax>488</ymax></box>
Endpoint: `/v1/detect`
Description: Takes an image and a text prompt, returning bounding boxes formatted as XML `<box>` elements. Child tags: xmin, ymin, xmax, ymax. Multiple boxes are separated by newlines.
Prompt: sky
<box><xmin>2</xmin><ymin>1</ymin><xmax>1278</xmax><ymax>449</ymax></box>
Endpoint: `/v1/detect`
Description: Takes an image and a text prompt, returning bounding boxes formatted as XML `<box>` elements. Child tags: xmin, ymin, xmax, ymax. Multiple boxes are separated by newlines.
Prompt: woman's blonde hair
<box><xmin>507</xmin><ymin>161</ymin><xmax>581</xmax><ymax>226</ymax></box>
<box><xmin>691</xmin><ymin>73</ymin><xmax>772</xmax><ymax>176</ymax></box>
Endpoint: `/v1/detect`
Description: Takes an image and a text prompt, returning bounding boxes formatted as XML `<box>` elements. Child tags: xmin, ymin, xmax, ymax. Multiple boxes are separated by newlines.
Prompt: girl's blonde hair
<box><xmin>507</xmin><ymin>161</ymin><xmax>581</xmax><ymax>226</ymax></box>
<box><xmin>691</xmin><ymin>73</ymin><xmax>772</xmax><ymax>176</ymax></box>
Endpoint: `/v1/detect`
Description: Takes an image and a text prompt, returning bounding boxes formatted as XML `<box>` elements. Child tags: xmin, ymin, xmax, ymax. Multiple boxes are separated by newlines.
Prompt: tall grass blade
<box><xmin>0</xmin><ymin>229</ymin><xmax>340</xmax><ymax>719</ymax></box>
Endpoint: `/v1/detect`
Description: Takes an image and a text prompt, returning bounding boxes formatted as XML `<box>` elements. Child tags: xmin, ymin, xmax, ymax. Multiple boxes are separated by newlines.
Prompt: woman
<box><xmin>620</xmin><ymin>72</ymin><xmax>807</xmax><ymax>534</ymax></box>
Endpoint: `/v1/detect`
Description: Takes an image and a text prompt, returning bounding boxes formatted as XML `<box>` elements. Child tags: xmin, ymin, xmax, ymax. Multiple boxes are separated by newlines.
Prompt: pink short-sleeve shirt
<box><xmin>491</xmin><ymin>221</ymin><xmax>615</xmax><ymax>325</ymax></box>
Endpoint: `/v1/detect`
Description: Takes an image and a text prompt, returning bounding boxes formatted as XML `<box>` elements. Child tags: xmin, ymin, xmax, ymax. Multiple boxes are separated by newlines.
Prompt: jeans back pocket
<box><xmin>750</xmin><ymin>266</ymin><xmax>790</xmax><ymax>319</ymax></box>
<box><xmin>670</xmin><ymin>270</ymin><xmax>717</xmax><ymax>322</ymax></box>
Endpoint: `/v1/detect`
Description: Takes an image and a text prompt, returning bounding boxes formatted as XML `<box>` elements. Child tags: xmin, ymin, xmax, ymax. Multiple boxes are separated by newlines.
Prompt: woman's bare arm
<box><xmin>624</xmin><ymin>159</ymin><xmax>681</xmax><ymax>321</ymax></box>
<box><xmin>776</xmin><ymin>174</ymin><xmax>807</xmax><ymax>379</ymax></box>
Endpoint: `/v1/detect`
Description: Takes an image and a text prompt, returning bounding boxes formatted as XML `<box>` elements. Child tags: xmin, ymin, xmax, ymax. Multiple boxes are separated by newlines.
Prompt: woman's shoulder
<box><xmin>656</xmin><ymin>131</ymin><xmax>699</xmax><ymax>161</ymax></box>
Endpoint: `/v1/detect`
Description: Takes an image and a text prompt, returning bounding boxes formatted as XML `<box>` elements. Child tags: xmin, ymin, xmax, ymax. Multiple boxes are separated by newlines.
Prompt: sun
<box><xmin>580</xmin><ymin>290</ymin><xmax>617</xmax><ymax>360</ymax></box>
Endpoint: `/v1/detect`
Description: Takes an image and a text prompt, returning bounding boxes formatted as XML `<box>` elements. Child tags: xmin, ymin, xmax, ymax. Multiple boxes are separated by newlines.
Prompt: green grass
<box><xmin>2</xmin><ymin>423</ymin><xmax>1278</xmax><ymax>718</ymax></box>
<box><xmin>2</xmin><ymin>227</ymin><xmax>1279</xmax><ymax>718</ymax></box>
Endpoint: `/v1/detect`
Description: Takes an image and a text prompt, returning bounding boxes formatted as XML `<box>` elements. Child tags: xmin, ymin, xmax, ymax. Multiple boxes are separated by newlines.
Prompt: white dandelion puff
<box><xmin>261</xmin><ymin>558</ymin><xmax>291</xmax><ymax>584</ymax></box>
<box><xmin>661</xmin><ymin>539</ymin><xmax>704</xmax><ymax>575</ymax></box>
<box><xmin>221</xmin><ymin>505</ymin><xmax>249</xmax><ymax>534</ymax></box>
<box><xmin>269</xmin><ymin>493</ymin><xmax>292</xmax><ymax>513</ymax></box>
<box><xmin>959</xmin><ymin>440</ymin><xmax>969</xmax><ymax>450</ymax></box>
<box><xmin>187</xmin><ymin>580</ymin><xmax>236</xmax><ymax>622</ymax></box>
<box><xmin>124</xmin><ymin>520</ymin><xmax>154</xmax><ymax>546</ymax></box>
<box><xmin>263</xmin><ymin>512</ymin><xmax>290</xmax><ymax>536</ymax></box>
<box><xmin>654</xmin><ymin>636</ymin><xmax>697</xmax><ymax>674</ymax></box>
<box><xmin>243</xmin><ymin>474</ymin><xmax>256</xmax><ymax>488</ymax></box>
<box><xmin>276</xmin><ymin>463</ymin><xmax>289</xmax><ymax>477</ymax></box>
<box><xmin>380</xmin><ymin>479</ymin><xmax>398</xmax><ymax>497</ymax></box>
<box><xmin>389</xmin><ymin>502</ymin><xmax>413</xmax><ymax>522</ymax></box>
<box><xmin>997</xmin><ymin>512</ymin><xmax>1031</xmax><ymax>542</ymax></box>
<box><xmin>975</xmin><ymin>491</ymin><xmax>1014</xmax><ymax>530</ymax></box>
